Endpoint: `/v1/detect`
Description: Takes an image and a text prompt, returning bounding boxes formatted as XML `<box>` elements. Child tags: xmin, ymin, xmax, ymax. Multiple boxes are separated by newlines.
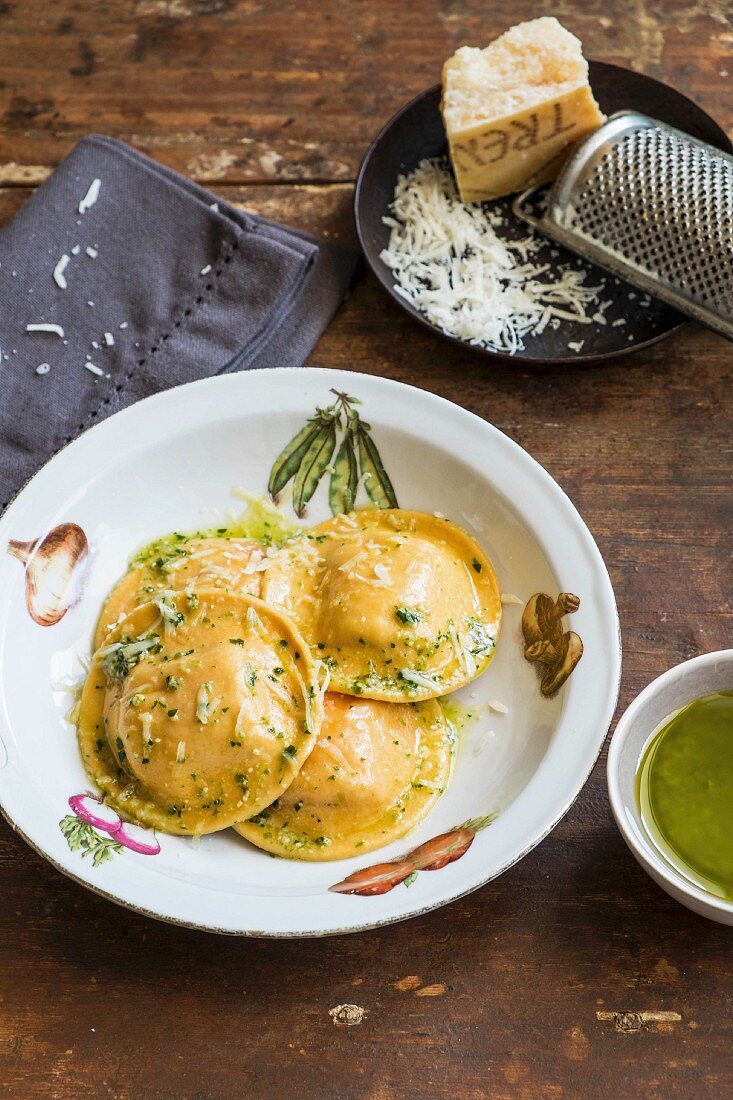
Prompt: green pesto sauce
<box><xmin>132</xmin><ymin>494</ymin><xmax>303</xmax><ymax>565</ymax></box>
<box><xmin>636</xmin><ymin>691</ymin><xmax>733</xmax><ymax>901</ymax></box>
<box><xmin>438</xmin><ymin>696</ymin><xmax>477</xmax><ymax>736</ymax></box>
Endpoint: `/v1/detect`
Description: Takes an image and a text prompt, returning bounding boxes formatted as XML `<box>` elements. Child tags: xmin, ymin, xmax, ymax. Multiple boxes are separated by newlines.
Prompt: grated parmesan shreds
<box><xmin>53</xmin><ymin>254</ymin><xmax>70</xmax><ymax>289</ymax></box>
<box><xmin>78</xmin><ymin>178</ymin><xmax>101</xmax><ymax>214</ymax></box>
<box><xmin>27</xmin><ymin>322</ymin><xmax>64</xmax><ymax>338</ymax></box>
<box><xmin>401</xmin><ymin>668</ymin><xmax>440</xmax><ymax>691</ymax></box>
<box><xmin>380</xmin><ymin>158</ymin><xmax>604</xmax><ymax>355</ymax></box>
<box><xmin>141</xmin><ymin>712</ymin><xmax>154</xmax><ymax>746</ymax></box>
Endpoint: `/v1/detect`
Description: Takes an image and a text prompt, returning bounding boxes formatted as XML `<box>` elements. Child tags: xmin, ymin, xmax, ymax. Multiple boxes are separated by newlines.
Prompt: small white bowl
<box><xmin>608</xmin><ymin>650</ymin><xmax>733</xmax><ymax>925</ymax></box>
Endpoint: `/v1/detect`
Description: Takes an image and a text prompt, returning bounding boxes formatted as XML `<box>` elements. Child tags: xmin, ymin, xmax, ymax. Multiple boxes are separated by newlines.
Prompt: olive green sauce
<box><xmin>133</xmin><ymin>495</ymin><xmax>302</xmax><ymax>565</ymax></box>
<box><xmin>438</xmin><ymin>696</ymin><xmax>478</xmax><ymax>737</ymax></box>
<box><xmin>636</xmin><ymin>691</ymin><xmax>733</xmax><ymax>901</ymax></box>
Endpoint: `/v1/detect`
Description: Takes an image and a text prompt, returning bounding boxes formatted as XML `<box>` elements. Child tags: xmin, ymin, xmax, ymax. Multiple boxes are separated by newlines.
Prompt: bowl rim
<box><xmin>607</xmin><ymin>648</ymin><xmax>733</xmax><ymax>916</ymax></box>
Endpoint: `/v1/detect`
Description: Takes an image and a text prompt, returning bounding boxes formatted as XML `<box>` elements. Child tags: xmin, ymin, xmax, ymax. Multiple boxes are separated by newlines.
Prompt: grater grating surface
<box><xmin>514</xmin><ymin>111</ymin><xmax>733</xmax><ymax>342</ymax></box>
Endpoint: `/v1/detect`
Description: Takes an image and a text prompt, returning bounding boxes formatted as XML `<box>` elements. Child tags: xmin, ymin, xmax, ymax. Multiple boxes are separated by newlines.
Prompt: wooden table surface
<box><xmin>1</xmin><ymin>2</ymin><xmax>731</xmax><ymax>1097</ymax></box>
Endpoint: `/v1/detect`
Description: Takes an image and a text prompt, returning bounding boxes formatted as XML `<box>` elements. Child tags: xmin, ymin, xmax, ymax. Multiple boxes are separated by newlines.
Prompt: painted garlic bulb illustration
<box><xmin>7</xmin><ymin>522</ymin><xmax>89</xmax><ymax>627</ymax></box>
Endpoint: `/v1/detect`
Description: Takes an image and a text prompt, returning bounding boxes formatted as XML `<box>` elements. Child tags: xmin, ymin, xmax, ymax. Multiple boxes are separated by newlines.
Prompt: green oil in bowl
<box><xmin>636</xmin><ymin>690</ymin><xmax>733</xmax><ymax>901</ymax></box>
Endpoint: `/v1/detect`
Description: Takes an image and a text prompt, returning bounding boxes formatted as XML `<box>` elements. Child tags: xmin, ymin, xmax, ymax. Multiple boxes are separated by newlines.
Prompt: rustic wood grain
<box><xmin>1</xmin><ymin>1</ymin><xmax>732</xmax><ymax>1097</ymax></box>
<box><xmin>0</xmin><ymin>0</ymin><xmax>731</xmax><ymax>184</ymax></box>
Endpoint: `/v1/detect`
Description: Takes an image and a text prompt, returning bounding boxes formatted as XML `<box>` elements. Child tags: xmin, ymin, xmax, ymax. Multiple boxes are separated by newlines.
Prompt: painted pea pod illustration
<box><xmin>356</xmin><ymin>417</ymin><xmax>398</xmax><ymax>510</ymax></box>
<box><xmin>292</xmin><ymin>416</ymin><xmax>338</xmax><ymax>518</ymax></box>
<box><xmin>7</xmin><ymin>522</ymin><xmax>89</xmax><ymax>626</ymax></box>
<box><xmin>268</xmin><ymin>414</ymin><xmax>332</xmax><ymax>499</ymax></box>
<box><xmin>267</xmin><ymin>390</ymin><xmax>398</xmax><ymax>517</ymax></box>
<box><xmin>328</xmin><ymin>409</ymin><xmax>359</xmax><ymax>516</ymax></box>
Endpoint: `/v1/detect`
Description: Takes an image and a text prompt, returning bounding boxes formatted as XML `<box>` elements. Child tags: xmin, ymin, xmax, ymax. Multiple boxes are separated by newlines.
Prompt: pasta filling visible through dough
<box><xmin>76</xmin><ymin>505</ymin><xmax>501</xmax><ymax>859</ymax></box>
<box><xmin>235</xmin><ymin>692</ymin><xmax>453</xmax><ymax>859</ymax></box>
<box><xmin>262</xmin><ymin>510</ymin><xmax>502</xmax><ymax>701</ymax></box>
<box><xmin>78</xmin><ymin>589</ymin><xmax>322</xmax><ymax>835</ymax></box>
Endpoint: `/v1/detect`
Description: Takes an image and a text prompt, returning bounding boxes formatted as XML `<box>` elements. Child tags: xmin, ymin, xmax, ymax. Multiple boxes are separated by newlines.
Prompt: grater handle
<box><xmin>511</xmin><ymin>188</ymin><xmax>546</xmax><ymax>232</ymax></box>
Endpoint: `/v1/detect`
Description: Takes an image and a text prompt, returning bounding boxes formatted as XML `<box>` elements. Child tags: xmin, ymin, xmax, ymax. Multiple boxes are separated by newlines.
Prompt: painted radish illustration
<box><xmin>329</xmin><ymin>816</ymin><xmax>495</xmax><ymax>896</ymax></box>
<box><xmin>60</xmin><ymin>793</ymin><xmax>160</xmax><ymax>865</ymax></box>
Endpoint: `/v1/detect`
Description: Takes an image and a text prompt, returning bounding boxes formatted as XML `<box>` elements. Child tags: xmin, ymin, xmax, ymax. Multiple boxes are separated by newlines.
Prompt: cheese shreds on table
<box><xmin>26</xmin><ymin>323</ymin><xmax>64</xmax><ymax>338</ymax></box>
<box><xmin>441</xmin><ymin>18</ymin><xmax>605</xmax><ymax>203</ymax></box>
<box><xmin>380</xmin><ymin>157</ymin><xmax>604</xmax><ymax>354</ymax></box>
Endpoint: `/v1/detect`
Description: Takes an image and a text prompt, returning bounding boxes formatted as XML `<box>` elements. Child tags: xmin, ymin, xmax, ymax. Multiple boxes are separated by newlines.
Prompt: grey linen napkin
<box><xmin>0</xmin><ymin>134</ymin><xmax>359</xmax><ymax>508</ymax></box>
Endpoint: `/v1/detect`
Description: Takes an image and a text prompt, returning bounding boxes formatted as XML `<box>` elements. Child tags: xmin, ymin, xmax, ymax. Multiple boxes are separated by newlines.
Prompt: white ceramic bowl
<box><xmin>0</xmin><ymin>367</ymin><xmax>621</xmax><ymax>935</ymax></box>
<box><xmin>608</xmin><ymin>650</ymin><xmax>733</xmax><ymax>925</ymax></box>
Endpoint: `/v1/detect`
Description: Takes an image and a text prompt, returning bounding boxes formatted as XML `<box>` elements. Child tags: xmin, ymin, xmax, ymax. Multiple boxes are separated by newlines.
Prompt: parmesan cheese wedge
<box><xmin>441</xmin><ymin>17</ymin><xmax>605</xmax><ymax>203</ymax></box>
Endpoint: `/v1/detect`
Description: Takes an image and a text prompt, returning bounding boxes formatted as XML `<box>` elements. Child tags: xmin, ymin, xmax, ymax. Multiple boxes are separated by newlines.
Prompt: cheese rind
<box><xmin>442</xmin><ymin>18</ymin><xmax>605</xmax><ymax>203</ymax></box>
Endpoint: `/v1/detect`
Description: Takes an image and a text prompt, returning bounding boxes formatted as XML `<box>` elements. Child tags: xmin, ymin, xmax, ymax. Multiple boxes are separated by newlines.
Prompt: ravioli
<box><xmin>94</xmin><ymin>537</ymin><xmax>262</xmax><ymax>648</ymax></box>
<box><xmin>78</xmin><ymin>589</ymin><xmax>323</xmax><ymax>835</ymax></box>
<box><xmin>235</xmin><ymin>691</ymin><xmax>452</xmax><ymax>860</ymax></box>
<box><xmin>261</xmin><ymin>510</ymin><xmax>502</xmax><ymax>700</ymax></box>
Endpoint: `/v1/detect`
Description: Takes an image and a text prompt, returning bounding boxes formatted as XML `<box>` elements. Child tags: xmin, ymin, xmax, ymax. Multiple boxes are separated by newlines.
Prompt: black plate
<box><xmin>354</xmin><ymin>62</ymin><xmax>733</xmax><ymax>366</ymax></box>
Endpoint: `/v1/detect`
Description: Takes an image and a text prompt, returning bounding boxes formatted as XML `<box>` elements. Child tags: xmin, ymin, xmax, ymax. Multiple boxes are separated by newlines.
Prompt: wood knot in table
<box><xmin>597</xmin><ymin>1010</ymin><xmax>682</xmax><ymax>1033</ymax></box>
<box><xmin>329</xmin><ymin>1004</ymin><xmax>366</xmax><ymax>1027</ymax></box>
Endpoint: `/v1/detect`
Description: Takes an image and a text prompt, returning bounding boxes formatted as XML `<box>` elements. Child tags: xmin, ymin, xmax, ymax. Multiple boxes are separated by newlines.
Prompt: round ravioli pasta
<box><xmin>94</xmin><ymin>537</ymin><xmax>262</xmax><ymax>648</ymax></box>
<box><xmin>235</xmin><ymin>691</ymin><xmax>452</xmax><ymax>860</ymax></box>
<box><xmin>262</xmin><ymin>510</ymin><xmax>502</xmax><ymax>701</ymax></box>
<box><xmin>78</xmin><ymin>590</ymin><xmax>322</xmax><ymax>835</ymax></box>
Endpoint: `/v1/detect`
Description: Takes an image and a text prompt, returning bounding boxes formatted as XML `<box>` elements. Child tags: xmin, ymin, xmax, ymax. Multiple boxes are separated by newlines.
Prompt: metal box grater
<box><xmin>513</xmin><ymin>111</ymin><xmax>733</xmax><ymax>343</ymax></box>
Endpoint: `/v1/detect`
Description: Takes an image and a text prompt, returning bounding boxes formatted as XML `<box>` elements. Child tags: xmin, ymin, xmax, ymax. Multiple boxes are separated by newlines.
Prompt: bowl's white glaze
<box><xmin>0</xmin><ymin>367</ymin><xmax>621</xmax><ymax>935</ymax></box>
<box><xmin>607</xmin><ymin>650</ymin><xmax>733</xmax><ymax>925</ymax></box>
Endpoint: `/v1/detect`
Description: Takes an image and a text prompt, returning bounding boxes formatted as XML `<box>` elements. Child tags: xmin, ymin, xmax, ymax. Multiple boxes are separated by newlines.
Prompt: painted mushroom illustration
<box><xmin>522</xmin><ymin>592</ymin><xmax>583</xmax><ymax>696</ymax></box>
<box><xmin>329</xmin><ymin>817</ymin><xmax>494</xmax><ymax>896</ymax></box>
<box><xmin>7</xmin><ymin>522</ymin><xmax>89</xmax><ymax>626</ymax></box>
